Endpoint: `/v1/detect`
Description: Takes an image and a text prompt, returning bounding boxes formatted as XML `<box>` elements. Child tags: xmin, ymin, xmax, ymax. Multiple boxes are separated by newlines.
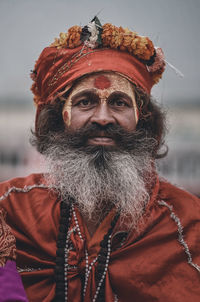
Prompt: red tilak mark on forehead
<box><xmin>94</xmin><ymin>75</ymin><xmax>111</xmax><ymax>90</ymax></box>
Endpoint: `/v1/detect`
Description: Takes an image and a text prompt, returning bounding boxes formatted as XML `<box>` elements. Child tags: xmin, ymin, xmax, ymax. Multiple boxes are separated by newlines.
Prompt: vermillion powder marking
<box><xmin>94</xmin><ymin>75</ymin><xmax>111</xmax><ymax>90</ymax></box>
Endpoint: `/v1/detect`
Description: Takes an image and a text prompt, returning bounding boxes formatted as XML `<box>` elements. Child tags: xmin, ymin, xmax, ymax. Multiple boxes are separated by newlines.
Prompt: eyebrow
<box><xmin>108</xmin><ymin>91</ymin><xmax>134</xmax><ymax>105</ymax></box>
<box><xmin>71</xmin><ymin>89</ymin><xmax>97</xmax><ymax>102</ymax></box>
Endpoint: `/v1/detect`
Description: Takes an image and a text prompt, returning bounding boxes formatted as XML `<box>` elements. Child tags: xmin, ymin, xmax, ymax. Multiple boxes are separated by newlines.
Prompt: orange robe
<box><xmin>0</xmin><ymin>173</ymin><xmax>200</xmax><ymax>301</ymax></box>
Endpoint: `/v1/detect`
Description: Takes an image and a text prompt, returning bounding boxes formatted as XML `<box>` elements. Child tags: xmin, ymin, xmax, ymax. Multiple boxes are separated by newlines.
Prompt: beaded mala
<box><xmin>54</xmin><ymin>197</ymin><xmax>120</xmax><ymax>302</ymax></box>
<box><xmin>54</xmin><ymin>198</ymin><xmax>72</xmax><ymax>302</ymax></box>
<box><xmin>83</xmin><ymin>250</ymin><xmax>99</xmax><ymax>297</ymax></box>
<box><xmin>94</xmin><ymin>212</ymin><xmax>120</xmax><ymax>302</ymax></box>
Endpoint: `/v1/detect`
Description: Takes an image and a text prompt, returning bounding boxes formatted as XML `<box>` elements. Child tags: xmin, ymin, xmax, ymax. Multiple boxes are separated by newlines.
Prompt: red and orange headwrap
<box><xmin>31</xmin><ymin>17</ymin><xmax>165</xmax><ymax>116</ymax></box>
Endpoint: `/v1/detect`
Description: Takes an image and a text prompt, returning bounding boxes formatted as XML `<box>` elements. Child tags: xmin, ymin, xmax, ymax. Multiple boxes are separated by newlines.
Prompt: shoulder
<box><xmin>158</xmin><ymin>179</ymin><xmax>200</xmax><ymax>212</ymax></box>
<box><xmin>157</xmin><ymin>180</ymin><xmax>200</xmax><ymax>273</ymax></box>
<box><xmin>0</xmin><ymin>173</ymin><xmax>48</xmax><ymax>201</ymax></box>
<box><xmin>0</xmin><ymin>174</ymin><xmax>60</xmax><ymax>260</ymax></box>
<box><xmin>157</xmin><ymin>179</ymin><xmax>200</xmax><ymax>251</ymax></box>
<box><xmin>0</xmin><ymin>173</ymin><xmax>46</xmax><ymax>193</ymax></box>
<box><xmin>0</xmin><ymin>173</ymin><xmax>59</xmax><ymax>228</ymax></box>
<box><xmin>0</xmin><ymin>173</ymin><xmax>54</xmax><ymax>211</ymax></box>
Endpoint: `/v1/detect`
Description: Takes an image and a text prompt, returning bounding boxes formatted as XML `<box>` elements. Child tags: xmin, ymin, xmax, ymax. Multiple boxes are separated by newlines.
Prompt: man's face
<box><xmin>45</xmin><ymin>73</ymin><xmax>154</xmax><ymax>226</ymax></box>
<box><xmin>62</xmin><ymin>72</ymin><xmax>138</xmax><ymax>147</ymax></box>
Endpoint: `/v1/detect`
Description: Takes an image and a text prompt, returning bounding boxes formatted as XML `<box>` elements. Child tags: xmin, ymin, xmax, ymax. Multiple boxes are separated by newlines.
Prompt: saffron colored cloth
<box><xmin>0</xmin><ymin>260</ymin><xmax>28</xmax><ymax>301</ymax></box>
<box><xmin>0</xmin><ymin>173</ymin><xmax>200</xmax><ymax>302</ymax></box>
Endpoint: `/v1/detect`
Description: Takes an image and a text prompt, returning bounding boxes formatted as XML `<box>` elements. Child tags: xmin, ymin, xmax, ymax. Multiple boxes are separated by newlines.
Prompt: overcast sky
<box><xmin>0</xmin><ymin>0</ymin><xmax>200</xmax><ymax>105</ymax></box>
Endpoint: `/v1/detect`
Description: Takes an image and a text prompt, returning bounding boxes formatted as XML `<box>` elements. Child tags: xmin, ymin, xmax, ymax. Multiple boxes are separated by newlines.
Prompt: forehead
<box><xmin>70</xmin><ymin>72</ymin><xmax>134</xmax><ymax>95</ymax></box>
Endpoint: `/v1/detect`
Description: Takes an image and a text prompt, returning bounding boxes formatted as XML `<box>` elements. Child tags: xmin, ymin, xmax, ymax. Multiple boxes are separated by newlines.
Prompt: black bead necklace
<box><xmin>54</xmin><ymin>199</ymin><xmax>72</xmax><ymax>302</ymax></box>
<box><xmin>54</xmin><ymin>198</ymin><xmax>120</xmax><ymax>302</ymax></box>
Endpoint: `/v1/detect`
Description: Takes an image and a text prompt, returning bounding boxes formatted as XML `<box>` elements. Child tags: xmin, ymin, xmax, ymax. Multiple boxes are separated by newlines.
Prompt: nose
<box><xmin>90</xmin><ymin>102</ymin><xmax>115</xmax><ymax>126</ymax></box>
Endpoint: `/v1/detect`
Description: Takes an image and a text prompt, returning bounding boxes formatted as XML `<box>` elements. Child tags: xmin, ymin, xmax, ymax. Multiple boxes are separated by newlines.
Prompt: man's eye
<box><xmin>78</xmin><ymin>99</ymin><xmax>91</xmax><ymax>106</ymax></box>
<box><xmin>109</xmin><ymin>99</ymin><xmax>127</xmax><ymax>107</ymax></box>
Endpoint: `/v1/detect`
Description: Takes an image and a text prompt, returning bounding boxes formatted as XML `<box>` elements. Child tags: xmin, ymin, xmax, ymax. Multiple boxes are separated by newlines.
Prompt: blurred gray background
<box><xmin>0</xmin><ymin>0</ymin><xmax>200</xmax><ymax>195</ymax></box>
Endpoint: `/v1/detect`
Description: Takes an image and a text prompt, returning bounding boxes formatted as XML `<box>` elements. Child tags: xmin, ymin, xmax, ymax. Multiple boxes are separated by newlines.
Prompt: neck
<box><xmin>85</xmin><ymin>219</ymin><xmax>98</xmax><ymax>237</ymax></box>
<box><xmin>81</xmin><ymin>201</ymin><xmax>114</xmax><ymax>237</ymax></box>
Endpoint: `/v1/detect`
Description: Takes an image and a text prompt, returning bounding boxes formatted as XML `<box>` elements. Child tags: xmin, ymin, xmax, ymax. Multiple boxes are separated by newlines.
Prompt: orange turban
<box><xmin>31</xmin><ymin>19</ymin><xmax>165</xmax><ymax>113</ymax></box>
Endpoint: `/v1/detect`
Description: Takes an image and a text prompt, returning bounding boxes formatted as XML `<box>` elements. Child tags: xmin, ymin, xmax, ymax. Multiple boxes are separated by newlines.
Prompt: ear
<box><xmin>62</xmin><ymin>98</ymin><xmax>72</xmax><ymax>127</ymax></box>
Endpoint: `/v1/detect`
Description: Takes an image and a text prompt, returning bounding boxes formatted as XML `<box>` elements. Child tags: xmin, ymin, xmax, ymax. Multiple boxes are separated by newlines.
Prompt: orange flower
<box><xmin>50</xmin><ymin>23</ymin><xmax>155</xmax><ymax>62</ymax></box>
<box><xmin>102</xmin><ymin>23</ymin><xmax>124</xmax><ymax>48</ymax></box>
<box><xmin>133</xmin><ymin>37</ymin><xmax>154</xmax><ymax>61</ymax></box>
<box><xmin>151</xmin><ymin>66</ymin><xmax>165</xmax><ymax>84</ymax></box>
<box><xmin>66</xmin><ymin>26</ymin><xmax>82</xmax><ymax>48</ymax></box>
<box><xmin>130</xmin><ymin>36</ymin><xmax>139</xmax><ymax>52</ymax></box>
<box><xmin>102</xmin><ymin>23</ymin><xmax>116</xmax><ymax>46</ymax></box>
<box><xmin>141</xmin><ymin>38</ymin><xmax>155</xmax><ymax>61</ymax></box>
<box><xmin>110</xmin><ymin>30</ymin><xmax>123</xmax><ymax>49</ymax></box>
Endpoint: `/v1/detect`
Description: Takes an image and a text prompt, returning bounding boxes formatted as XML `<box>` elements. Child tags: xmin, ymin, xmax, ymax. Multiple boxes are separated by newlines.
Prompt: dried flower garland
<box><xmin>51</xmin><ymin>17</ymin><xmax>154</xmax><ymax>61</ymax></box>
<box><xmin>50</xmin><ymin>17</ymin><xmax>165</xmax><ymax>84</ymax></box>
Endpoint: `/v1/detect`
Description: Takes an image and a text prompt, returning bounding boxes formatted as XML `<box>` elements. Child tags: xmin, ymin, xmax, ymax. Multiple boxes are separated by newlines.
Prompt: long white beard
<box><xmin>44</xmin><ymin>144</ymin><xmax>155</xmax><ymax>230</ymax></box>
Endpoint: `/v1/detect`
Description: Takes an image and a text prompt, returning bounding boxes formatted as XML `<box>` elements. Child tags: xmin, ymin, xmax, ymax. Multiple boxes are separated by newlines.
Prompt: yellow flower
<box><xmin>110</xmin><ymin>29</ymin><xmax>123</xmax><ymax>49</ymax></box>
<box><xmin>50</xmin><ymin>32</ymin><xmax>68</xmax><ymax>48</ymax></box>
<box><xmin>50</xmin><ymin>37</ymin><xmax>61</xmax><ymax>48</ymax></box>
<box><xmin>120</xmin><ymin>28</ymin><xmax>137</xmax><ymax>51</ymax></box>
<box><xmin>59</xmin><ymin>32</ymin><xmax>68</xmax><ymax>45</ymax></box>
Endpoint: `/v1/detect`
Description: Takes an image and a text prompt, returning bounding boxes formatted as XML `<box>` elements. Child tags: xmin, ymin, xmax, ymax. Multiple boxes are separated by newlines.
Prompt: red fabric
<box><xmin>33</xmin><ymin>46</ymin><xmax>153</xmax><ymax>108</ymax></box>
<box><xmin>0</xmin><ymin>173</ymin><xmax>200</xmax><ymax>301</ymax></box>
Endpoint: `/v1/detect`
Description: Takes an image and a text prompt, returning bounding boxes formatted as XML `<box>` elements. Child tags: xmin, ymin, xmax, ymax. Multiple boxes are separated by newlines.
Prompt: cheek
<box><xmin>69</xmin><ymin>108</ymin><xmax>91</xmax><ymax>130</ymax></box>
<box><xmin>119</xmin><ymin>110</ymin><xmax>137</xmax><ymax>131</ymax></box>
<box><xmin>128</xmin><ymin>114</ymin><xmax>137</xmax><ymax>131</ymax></box>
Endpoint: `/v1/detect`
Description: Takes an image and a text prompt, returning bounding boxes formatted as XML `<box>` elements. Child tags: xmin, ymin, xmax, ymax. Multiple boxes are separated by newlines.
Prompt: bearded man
<box><xmin>0</xmin><ymin>18</ymin><xmax>200</xmax><ymax>302</ymax></box>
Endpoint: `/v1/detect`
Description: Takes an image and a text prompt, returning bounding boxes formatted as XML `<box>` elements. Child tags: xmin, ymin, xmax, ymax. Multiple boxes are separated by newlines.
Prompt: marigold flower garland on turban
<box><xmin>31</xmin><ymin>17</ymin><xmax>165</xmax><ymax>110</ymax></box>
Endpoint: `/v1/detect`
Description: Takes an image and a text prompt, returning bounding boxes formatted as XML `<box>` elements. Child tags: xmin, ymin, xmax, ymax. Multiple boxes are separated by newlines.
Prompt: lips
<box><xmin>84</xmin><ymin>128</ymin><xmax>117</xmax><ymax>146</ymax></box>
<box><xmin>87</xmin><ymin>136</ymin><xmax>115</xmax><ymax>146</ymax></box>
